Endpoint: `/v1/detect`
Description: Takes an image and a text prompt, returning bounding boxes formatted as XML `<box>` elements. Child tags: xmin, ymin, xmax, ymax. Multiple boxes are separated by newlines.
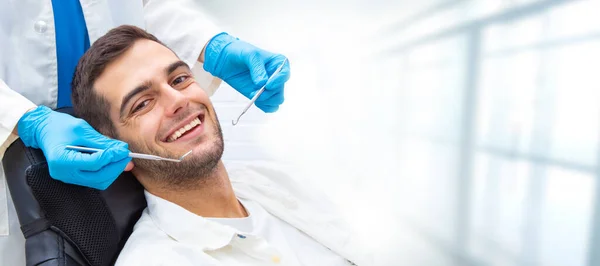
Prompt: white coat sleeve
<box><xmin>142</xmin><ymin>0</ymin><xmax>223</xmax><ymax>97</ymax></box>
<box><xmin>0</xmin><ymin>80</ymin><xmax>36</xmax><ymax>160</ymax></box>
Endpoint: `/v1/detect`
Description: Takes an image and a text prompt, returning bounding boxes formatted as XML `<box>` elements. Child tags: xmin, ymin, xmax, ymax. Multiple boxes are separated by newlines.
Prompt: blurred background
<box><xmin>201</xmin><ymin>0</ymin><xmax>600</xmax><ymax>265</ymax></box>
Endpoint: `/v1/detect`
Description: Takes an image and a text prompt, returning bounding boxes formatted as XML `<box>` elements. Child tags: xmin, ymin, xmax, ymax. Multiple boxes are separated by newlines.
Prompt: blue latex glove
<box><xmin>203</xmin><ymin>32</ymin><xmax>291</xmax><ymax>113</ymax></box>
<box><xmin>17</xmin><ymin>106</ymin><xmax>131</xmax><ymax>190</ymax></box>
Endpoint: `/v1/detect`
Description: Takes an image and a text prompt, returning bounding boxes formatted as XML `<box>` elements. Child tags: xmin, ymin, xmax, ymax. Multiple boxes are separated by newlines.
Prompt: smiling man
<box><xmin>70</xmin><ymin>25</ymin><xmax>369</xmax><ymax>266</ymax></box>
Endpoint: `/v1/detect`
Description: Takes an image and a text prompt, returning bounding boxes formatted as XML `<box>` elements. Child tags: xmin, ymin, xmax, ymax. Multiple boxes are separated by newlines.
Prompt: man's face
<box><xmin>94</xmin><ymin>39</ymin><xmax>224</xmax><ymax>186</ymax></box>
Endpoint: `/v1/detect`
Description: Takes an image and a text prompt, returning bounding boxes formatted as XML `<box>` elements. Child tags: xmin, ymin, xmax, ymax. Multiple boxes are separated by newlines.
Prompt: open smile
<box><xmin>161</xmin><ymin>112</ymin><xmax>206</xmax><ymax>143</ymax></box>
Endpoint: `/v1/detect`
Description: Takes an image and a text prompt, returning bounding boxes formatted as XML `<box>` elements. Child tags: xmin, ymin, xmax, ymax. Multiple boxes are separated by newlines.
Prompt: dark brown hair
<box><xmin>71</xmin><ymin>25</ymin><xmax>164</xmax><ymax>137</ymax></box>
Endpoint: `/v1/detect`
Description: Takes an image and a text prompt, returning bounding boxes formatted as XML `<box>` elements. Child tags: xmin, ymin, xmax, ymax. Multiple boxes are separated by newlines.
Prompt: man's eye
<box><xmin>132</xmin><ymin>99</ymin><xmax>150</xmax><ymax>113</ymax></box>
<box><xmin>172</xmin><ymin>75</ymin><xmax>189</xmax><ymax>86</ymax></box>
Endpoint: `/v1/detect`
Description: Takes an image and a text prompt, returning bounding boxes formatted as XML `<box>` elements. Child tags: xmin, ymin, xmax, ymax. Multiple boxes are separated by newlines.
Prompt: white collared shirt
<box><xmin>115</xmin><ymin>162</ymin><xmax>371</xmax><ymax>266</ymax></box>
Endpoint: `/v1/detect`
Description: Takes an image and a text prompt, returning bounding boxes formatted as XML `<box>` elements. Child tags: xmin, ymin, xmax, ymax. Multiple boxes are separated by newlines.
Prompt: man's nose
<box><xmin>161</xmin><ymin>84</ymin><xmax>189</xmax><ymax>116</ymax></box>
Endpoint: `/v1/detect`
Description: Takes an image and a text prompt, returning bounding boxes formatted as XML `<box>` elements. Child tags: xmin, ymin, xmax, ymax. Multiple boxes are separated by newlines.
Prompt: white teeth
<box><xmin>168</xmin><ymin>117</ymin><xmax>202</xmax><ymax>142</ymax></box>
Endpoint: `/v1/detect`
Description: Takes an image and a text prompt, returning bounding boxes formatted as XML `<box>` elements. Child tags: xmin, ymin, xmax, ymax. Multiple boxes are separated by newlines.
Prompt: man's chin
<box><xmin>131</xmin><ymin>137</ymin><xmax>224</xmax><ymax>189</ymax></box>
<box><xmin>133</xmin><ymin>116</ymin><xmax>225</xmax><ymax>188</ymax></box>
<box><xmin>186</xmin><ymin>143</ymin><xmax>220</xmax><ymax>162</ymax></box>
<box><xmin>165</xmin><ymin>136</ymin><xmax>224</xmax><ymax>166</ymax></box>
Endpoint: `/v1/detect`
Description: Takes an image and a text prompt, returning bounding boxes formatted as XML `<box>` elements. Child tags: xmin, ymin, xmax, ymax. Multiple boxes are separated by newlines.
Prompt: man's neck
<box><xmin>142</xmin><ymin>161</ymin><xmax>247</xmax><ymax>218</ymax></box>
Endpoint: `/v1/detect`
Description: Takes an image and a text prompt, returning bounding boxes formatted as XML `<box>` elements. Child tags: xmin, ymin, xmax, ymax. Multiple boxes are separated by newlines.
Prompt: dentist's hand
<box><xmin>17</xmin><ymin>106</ymin><xmax>133</xmax><ymax>190</ymax></box>
<box><xmin>203</xmin><ymin>32</ymin><xmax>290</xmax><ymax>113</ymax></box>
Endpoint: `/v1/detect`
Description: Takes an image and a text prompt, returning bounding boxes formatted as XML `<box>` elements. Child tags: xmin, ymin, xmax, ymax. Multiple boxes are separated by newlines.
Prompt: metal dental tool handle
<box><xmin>65</xmin><ymin>145</ymin><xmax>192</xmax><ymax>163</ymax></box>
<box><xmin>232</xmin><ymin>58</ymin><xmax>288</xmax><ymax>126</ymax></box>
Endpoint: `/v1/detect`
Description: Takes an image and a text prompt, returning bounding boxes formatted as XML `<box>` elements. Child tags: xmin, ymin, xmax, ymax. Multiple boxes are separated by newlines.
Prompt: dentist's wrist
<box><xmin>202</xmin><ymin>32</ymin><xmax>238</xmax><ymax>76</ymax></box>
<box><xmin>17</xmin><ymin>105</ymin><xmax>51</xmax><ymax>148</ymax></box>
<box><xmin>12</xmin><ymin>105</ymin><xmax>39</xmax><ymax>135</ymax></box>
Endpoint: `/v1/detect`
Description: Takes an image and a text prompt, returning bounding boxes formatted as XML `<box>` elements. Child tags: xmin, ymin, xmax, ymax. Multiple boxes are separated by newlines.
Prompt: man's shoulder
<box><xmin>114</xmin><ymin>210</ymin><xmax>180</xmax><ymax>265</ymax></box>
<box><xmin>126</xmin><ymin>209</ymin><xmax>168</xmax><ymax>240</ymax></box>
<box><xmin>115</xmin><ymin>209</ymin><xmax>221</xmax><ymax>266</ymax></box>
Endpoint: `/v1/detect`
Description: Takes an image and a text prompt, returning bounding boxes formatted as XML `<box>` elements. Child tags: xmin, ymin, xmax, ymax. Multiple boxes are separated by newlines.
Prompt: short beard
<box><xmin>129</xmin><ymin>114</ymin><xmax>225</xmax><ymax>191</ymax></box>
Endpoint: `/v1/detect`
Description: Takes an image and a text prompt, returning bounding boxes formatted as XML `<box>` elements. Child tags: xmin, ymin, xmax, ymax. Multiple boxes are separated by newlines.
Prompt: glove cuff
<box><xmin>203</xmin><ymin>32</ymin><xmax>238</xmax><ymax>77</ymax></box>
<box><xmin>17</xmin><ymin>105</ymin><xmax>52</xmax><ymax>149</ymax></box>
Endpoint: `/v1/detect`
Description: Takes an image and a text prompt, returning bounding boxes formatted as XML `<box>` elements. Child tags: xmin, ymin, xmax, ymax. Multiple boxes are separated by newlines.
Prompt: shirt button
<box><xmin>271</xmin><ymin>255</ymin><xmax>281</xmax><ymax>263</ymax></box>
<box><xmin>34</xmin><ymin>20</ymin><xmax>47</xmax><ymax>33</ymax></box>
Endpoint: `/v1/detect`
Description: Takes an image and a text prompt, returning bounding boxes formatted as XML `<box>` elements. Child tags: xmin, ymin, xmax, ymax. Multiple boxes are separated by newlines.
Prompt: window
<box><xmin>381</xmin><ymin>0</ymin><xmax>600</xmax><ymax>265</ymax></box>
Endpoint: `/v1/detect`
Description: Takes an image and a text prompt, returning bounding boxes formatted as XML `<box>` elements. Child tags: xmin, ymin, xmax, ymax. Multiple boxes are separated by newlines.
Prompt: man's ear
<box><xmin>124</xmin><ymin>161</ymin><xmax>134</xmax><ymax>171</ymax></box>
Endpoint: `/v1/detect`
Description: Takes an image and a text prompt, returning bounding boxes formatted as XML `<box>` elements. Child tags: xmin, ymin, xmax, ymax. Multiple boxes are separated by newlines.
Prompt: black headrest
<box><xmin>2</xmin><ymin>107</ymin><xmax>146</xmax><ymax>266</ymax></box>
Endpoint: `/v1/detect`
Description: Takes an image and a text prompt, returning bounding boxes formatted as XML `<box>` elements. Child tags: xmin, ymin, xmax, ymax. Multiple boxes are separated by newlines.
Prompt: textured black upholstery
<box><xmin>2</xmin><ymin>108</ymin><xmax>146</xmax><ymax>266</ymax></box>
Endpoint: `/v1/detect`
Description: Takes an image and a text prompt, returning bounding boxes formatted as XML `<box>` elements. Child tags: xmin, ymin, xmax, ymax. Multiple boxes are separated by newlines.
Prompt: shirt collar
<box><xmin>143</xmin><ymin>190</ymin><xmax>240</xmax><ymax>251</ymax></box>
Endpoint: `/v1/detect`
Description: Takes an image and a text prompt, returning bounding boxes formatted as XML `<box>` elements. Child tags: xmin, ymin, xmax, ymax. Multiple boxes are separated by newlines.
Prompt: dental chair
<box><xmin>2</xmin><ymin>107</ymin><xmax>146</xmax><ymax>266</ymax></box>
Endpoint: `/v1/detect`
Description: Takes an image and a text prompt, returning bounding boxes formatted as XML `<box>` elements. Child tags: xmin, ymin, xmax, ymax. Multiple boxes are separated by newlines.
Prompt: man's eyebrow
<box><xmin>119</xmin><ymin>80</ymin><xmax>153</xmax><ymax>118</ymax></box>
<box><xmin>166</xmin><ymin>60</ymin><xmax>190</xmax><ymax>76</ymax></box>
